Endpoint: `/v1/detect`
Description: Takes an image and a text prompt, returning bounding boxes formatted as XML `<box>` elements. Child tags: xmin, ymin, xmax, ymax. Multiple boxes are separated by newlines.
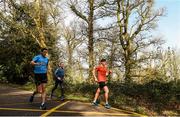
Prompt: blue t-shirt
<box><xmin>32</xmin><ymin>54</ymin><xmax>49</xmax><ymax>74</ymax></box>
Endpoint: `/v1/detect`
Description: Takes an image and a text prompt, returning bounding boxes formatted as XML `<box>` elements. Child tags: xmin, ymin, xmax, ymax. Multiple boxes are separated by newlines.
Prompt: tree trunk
<box><xmin>87</xmin><ymin>0</ymin><xmax>94</xmax><ymax>83</ymax></box>
<box><xmin>124</xmin><ymin>58</ymin><xmax>131</xmax><ymax>83</ymax></box>
<box><xmin>124</xmin><ymin>40</ymin><xmax>132</xmax><ymax>84</ymax></box>
<box><xmin>109</xmin><ymin>39</ymin><xmax>115</xmax><ymax>69</ymax></box>
<box><xmin>67</xmin><ymin>43</ymin><xmax>73</xmax><ymax>80</ymax></box>
<box><xmin>35</xmin><ymin>0</ymin><xmax>53</xmax><ymax>81</ymax></box>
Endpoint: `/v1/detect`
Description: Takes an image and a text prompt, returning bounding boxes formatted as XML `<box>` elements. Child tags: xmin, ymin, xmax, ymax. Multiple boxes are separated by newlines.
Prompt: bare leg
<box><xmin>29</xmin><ymin>84</ymin><xmax>39</xmax><ymax>103</ymax></box>
<box><xmin>93</xmin><ymin>88</ymin><xmax>100</xmax><ymax>102</ymax></box>
<box><xmin>103</xmin><ymin>86</ymin><xmax>109</xmax><ymax>104</ymax></box>
<box><xmin>41</xmin><ymin>83</ymin><xmax>46</xmax><ymax>104</ymax></box>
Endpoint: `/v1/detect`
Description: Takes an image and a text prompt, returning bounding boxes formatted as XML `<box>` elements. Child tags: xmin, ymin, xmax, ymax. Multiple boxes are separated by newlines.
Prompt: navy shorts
<box><xmin>34</xmin><ymin>73</ymin><xmax>47</xmax><ymax>85</ymax></box>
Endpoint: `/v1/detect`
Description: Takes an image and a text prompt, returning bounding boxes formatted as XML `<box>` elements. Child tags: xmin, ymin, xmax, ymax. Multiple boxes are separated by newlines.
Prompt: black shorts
<box><xmin>98</xmin><ymin>82</ymin><xmax>107</xmax><ymax>89</ymax></box>
<box><xmin>34</xmin><ymin>73</ymin><xmax>47</xmax><ymax>85</ymax></box>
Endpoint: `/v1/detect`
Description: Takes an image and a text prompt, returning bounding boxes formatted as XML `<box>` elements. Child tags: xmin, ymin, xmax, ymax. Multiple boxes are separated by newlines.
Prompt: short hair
<box><xmin>100</xmin><ymin>59</ymin><xmax>106</xmax><ymax>62</ymax></box>
<box><xmin>41</xmin><ymin>48</ymin><xmax>48</xmax><ymax>52</ymax></box>
<box><xmin>59</xmin><ymin>62</ymin><xmax>63</xmax><ymax>65</ymax></box>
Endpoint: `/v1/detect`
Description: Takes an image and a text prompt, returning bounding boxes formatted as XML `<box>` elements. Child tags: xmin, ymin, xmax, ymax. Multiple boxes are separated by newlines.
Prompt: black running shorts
<box><xmin>98</xmin><ymin>82</ymin><xmax>107</xmax><ymax>89</ymax></box>
<box><xmin>34</xmin><ymin>73</ymin><xmax>47</xmax><ymax>85</ymax></box>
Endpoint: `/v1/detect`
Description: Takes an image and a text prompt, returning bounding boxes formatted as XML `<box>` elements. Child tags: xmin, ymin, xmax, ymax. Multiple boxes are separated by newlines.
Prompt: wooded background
<box><xmin>0</xmin><ymin>0</ymin><xmax>179</xmax><ymax>115</ymax></box>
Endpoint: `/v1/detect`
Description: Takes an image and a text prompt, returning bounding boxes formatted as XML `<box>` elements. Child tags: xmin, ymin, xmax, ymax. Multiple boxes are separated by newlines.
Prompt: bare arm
<box><xmin>106</xmin><ymin>69</ymin><xmax>112</xmax><ymax>76</ymax></box>
<box><xmin>92</xmin><ymin>67</ymin><xmax>98</xmax><ymax>82</ymax></box>
<box><xmin>30</xmin><ymin>61</ymin><xmax>40</xmax><ymax>66</ymax></box>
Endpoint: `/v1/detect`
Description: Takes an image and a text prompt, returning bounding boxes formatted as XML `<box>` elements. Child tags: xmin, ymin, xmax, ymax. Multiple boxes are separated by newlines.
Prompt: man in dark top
<box><xmin>50</xmin><ymin>62</ymin><xmax>65</xmax><ymax>100</ymax></box>
<box><xmin>29</xmin><ymin>48</ymin><xmax>49</xmax><ymax>110</ymax></box>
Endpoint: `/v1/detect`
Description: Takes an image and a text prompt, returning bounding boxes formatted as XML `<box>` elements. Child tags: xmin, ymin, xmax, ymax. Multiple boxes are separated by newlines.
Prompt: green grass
<box><xmin>65</xmin><ymin>93</ymin><xmax>90</xmax><ymax>102</ymax></box>
<box><xmin>0</xmin><ymin>82</ymin><xmax>34</xmax><ymax>91</ymax></box>
<box><xmin>19</xmin><ymin>82</ymin><xmax>35</xmax><ymax>91</ymax></box>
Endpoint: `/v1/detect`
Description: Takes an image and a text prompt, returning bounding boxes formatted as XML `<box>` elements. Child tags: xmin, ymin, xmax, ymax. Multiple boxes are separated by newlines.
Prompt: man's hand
<box><xmin>93</xmin><ymin>67</ymin><xmax>98</xmax><ymax>82</ymax></box>
<box><xmin>109</xmin><ymin>70</ymin><xmax>112</xmax><ymax>74</ymax></box>
<box><xmin>94</xmin><ymin>78</ymin><xmax>98</xmax><ymax>82</ymax></box>
<box><xmin>57</xmin><ymin>77</ymin><xmax>62</xmax><ymax>81</ymax></box>
<box><xmin>35</xmin><ymin>62</ymin><xmax>41</xmax><ymax>66</ymax></box>
<box><xmin>31</xmin><ymin>61</ymin><xmax>39</xmax><ymax>66</ymax></box>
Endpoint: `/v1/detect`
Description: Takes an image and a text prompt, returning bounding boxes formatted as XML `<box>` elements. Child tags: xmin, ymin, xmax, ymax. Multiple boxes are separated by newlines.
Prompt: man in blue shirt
<box><xmin>29</xmin><ymin>48</ymin><xmax>49</xmax><ymax>110</ymax></box>
<box><xmin>50</xmin><ymin>62</ymin><xmax>65</xmax><ymax>101</ymax></box>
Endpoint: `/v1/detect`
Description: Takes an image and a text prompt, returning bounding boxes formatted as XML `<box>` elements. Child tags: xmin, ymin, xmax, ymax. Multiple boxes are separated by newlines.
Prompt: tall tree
<box><xmin>69</xmin><ymin>0</ymin><xmax>109</xmax><ymax>82</ymax></box>
<box><xmin>112</xmin><ymin>0</ymin><xmax>164</xmax><ymax>83</ymax></box>
<box><xmin>0</xmin><ymin>0</ymin><xmax>62</xmax><ymax>83</ymax></box>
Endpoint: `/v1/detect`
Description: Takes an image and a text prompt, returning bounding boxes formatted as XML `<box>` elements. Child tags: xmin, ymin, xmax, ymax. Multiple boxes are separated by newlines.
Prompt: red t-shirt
<box><xmin>96</xmin><ymin>65</ymin><xmax>108</xmax><ymax>82</ymax></box>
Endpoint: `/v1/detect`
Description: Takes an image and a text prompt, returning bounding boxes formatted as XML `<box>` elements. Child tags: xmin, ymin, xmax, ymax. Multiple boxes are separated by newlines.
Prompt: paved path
<box><xmin>0</xmin><ymin>85</ymin><xmax>145</xmax><ymax>116</ymax></box>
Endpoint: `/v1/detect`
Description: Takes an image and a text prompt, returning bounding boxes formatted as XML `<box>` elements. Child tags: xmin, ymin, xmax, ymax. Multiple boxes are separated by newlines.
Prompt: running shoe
<box><xmin>40</xmin><ymin>103</ymin><xmax>46</xmax><ymax>110</ymax></box>
<box><xmin>92</xmin><ymin>101</ymin><xmax>98</xmax><ymax>106</ymax></box>
<box><xmin>60</xmin><ymin>96</ymin><xmax>65</xmax><ymax>101</ymax></box>
<box><xmin>105</xmin><ymin>103</ymin><xmax>111</xmax><ymax>109</ymax></box>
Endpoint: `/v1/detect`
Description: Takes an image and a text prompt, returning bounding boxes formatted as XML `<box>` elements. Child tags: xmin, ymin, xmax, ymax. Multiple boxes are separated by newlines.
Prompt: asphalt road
<box><xmin>0</xmin><ymin>85</ymin><xmax>145</xmax><ymax>116</ymax></box>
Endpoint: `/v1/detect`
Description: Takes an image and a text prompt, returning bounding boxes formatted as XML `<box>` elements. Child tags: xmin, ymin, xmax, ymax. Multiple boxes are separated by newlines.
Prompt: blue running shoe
<box><xmin>92</xmin><ymin>101</ymin><xmax>98</xmax><ymax>106</ymax></box>
<box><xmin>105</xmin><ymin>103</ymin><xmax>111</xmax><ymax>109</ymax></box>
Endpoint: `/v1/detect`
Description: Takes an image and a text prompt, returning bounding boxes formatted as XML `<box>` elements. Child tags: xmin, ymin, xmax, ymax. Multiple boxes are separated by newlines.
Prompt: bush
<box><xmin>63</xmin><ymin>79</ymin><xmax>179</xmax><ymax>115</ymax></box>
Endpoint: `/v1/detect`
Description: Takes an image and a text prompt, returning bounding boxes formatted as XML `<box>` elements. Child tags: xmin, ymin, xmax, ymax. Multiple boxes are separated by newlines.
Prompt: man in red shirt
<box><xmin>92</xmin><ymin>59</ymin><xmax>112</xmax><ymax>109</ymax></box>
